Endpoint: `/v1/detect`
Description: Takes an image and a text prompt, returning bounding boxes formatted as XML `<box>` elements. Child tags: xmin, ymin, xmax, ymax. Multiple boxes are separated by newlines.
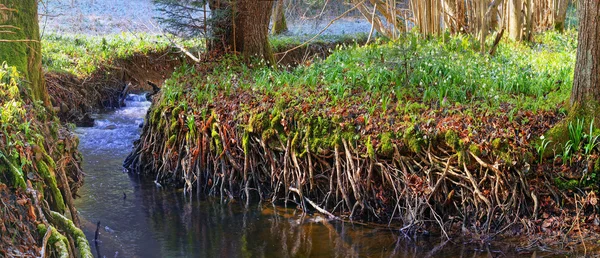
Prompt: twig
<box><xmin>39</xmin><ymin>226</ymin><xmax>52</xmax><ymax>258</ymax></box>
<box><xmin>276</xmin><ymin>0</ymin><xmax>366</xmax><ymax>64</ymax></box>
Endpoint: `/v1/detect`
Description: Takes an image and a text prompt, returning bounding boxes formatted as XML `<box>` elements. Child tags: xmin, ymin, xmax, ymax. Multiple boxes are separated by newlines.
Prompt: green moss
<box><xmin>445</xmin><ymin>130</ymin><xmax>460</xmax><ymax>151</ymax></box>
<box><xmin>0</xmin><ymin>153</ymin><xmax>26</xmax><ymax>189</ymax></box>
<box><xmin>366</xmin><ymin>136</ymin><xmax>375</xmax><ymax>159</ymax></box>
<box><xmin>211</xmin><ymin>123</ymin><xmax>223</xmax><ymax>153</ymax></box>
<box><xmin>270</xmin><ymin>113</ymin><xmax>284</xmax><ymax>133</ymax></box>
<box><xmin>468</xmin><ymin>144</ymin><xmax>481</xmax><ymax>156</ymax></box>
<box><xmin>50</xmin><ymin>211</ymin><xmax>93</xmax><ymax>258</ymax></box>
<box><xmin>0</xmin><ymin>0</ymin><xmax>46</xmax><ymax>102</ymax></box>
<box><xmin>36</xmin><ymin>160</ymin><xmax>65</xmax><ymax>214</ymax></box>
<box><xmin>242</xmin><ymin>132</ymin><xmax>250</xmax><ymax>153</ymax></box>
<box><xmin>491</xmin><ymin>138</ymin><xmax>508</xmax><ymax>151</ymax></box>
<box><xmin>261</xmin><ymin>128</ymin><xmax>278</xmax><ymax>143</ymax></box>
<box><xmin>403</xmin><ymin>126</ymin><xmax>424</xmax><ymax>153</ymax></box>
<box><xmin>547</xmin><ymin>101</ymin><xmax>600</xmax><ymax>149</ymax></box>
<box><xmin>37</xmin><ymin>224</ymin><xmax>69</xmax><ymax>258</ymax></box>
<box><xmin>167</xmin><ymin>135</ymin><xmax>177</xmax><ymax>147</ymax></box>
<box><xmin>290</xmin><ymin>131</ymin><xmax>300</xmax><ymax>149</ymax></box>
<box><xmin>554</xmin><ymin>177</ymin><xmax>579</xmax><ymax>190</ymax></box>
<box><xmin>170</xmin><ymin>120</ymin><xmax>179</xmax><ymax>134</ymax></box>
<box><xmin>248</xmin><ymin>112</ymin><xmax>268</xmax><ymax>133</ymax></box>
<box><xmin>379</xmin><ymin>132</ymin><xmax>394</xmax><ymax>157</ymax></box>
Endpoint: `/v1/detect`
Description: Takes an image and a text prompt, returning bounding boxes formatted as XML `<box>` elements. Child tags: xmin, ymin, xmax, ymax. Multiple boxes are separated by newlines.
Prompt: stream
<box><xmin>73</xmin><ymin>94</ymin><xmax>542</xmax><ymax>258</ymax></box>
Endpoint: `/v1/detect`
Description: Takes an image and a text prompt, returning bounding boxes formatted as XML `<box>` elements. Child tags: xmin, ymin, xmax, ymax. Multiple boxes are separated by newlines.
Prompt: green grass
<box><xmin>41</xmin><ymin>33</ymin><xmax>202</xmax><ymax>76</ymax></box>
<box><xmin>164</xmin><ymin>30</ymin><xmax>576</xmax><ymax>115</ymax></box>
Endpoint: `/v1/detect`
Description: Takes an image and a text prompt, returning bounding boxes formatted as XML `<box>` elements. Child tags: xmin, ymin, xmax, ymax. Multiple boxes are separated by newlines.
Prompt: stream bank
<box><xmin>75</xmin><ymin>95</ymin><xmax>547</xmax><ymax>257</ymax></box>
<box><xmin>124</xmin><ymin>32</ymin><xmax>600</xmax><ymax>254</ymax></box>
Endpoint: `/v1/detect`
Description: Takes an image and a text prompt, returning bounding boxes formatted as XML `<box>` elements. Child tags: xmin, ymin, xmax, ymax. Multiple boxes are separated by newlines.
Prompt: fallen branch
<box><xmin>289</xmin><ymin>186</ymin><xmax>339</xmax><ymax>220</ymax></box>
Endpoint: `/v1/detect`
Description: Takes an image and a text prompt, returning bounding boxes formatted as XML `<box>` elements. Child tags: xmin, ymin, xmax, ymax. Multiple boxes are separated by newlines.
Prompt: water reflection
<box><xmin>73</xmin><ymin>94</ymin><xmax>547</xmax><ymax>258</ymax></box>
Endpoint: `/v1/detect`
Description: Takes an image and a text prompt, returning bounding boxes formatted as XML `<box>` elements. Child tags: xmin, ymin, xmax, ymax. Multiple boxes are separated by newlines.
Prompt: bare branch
<box><xmin>276</xmin><ymin>0</ymin><xmax>367</xmax><ymax>64</ymax></box>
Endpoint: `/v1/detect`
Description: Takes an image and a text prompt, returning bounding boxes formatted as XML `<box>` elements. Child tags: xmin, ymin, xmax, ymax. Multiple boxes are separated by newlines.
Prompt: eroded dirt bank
<box><xmin>46</xmin><ymin>52</ymin><xmax>183</xmax><ymax>126</ymax></box>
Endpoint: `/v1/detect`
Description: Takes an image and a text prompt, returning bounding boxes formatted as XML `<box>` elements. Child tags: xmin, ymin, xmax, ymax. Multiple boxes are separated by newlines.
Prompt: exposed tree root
<box><xmin>124</xmin><ymin>99</ymin><xmax>552</xmax><ymax>239</ymax></box>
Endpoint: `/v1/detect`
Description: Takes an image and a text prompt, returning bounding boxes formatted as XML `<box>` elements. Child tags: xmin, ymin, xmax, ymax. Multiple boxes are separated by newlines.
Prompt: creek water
<box><xmin>73</xmin><ymin>94</ymin><xmax>541</xmax><ymax>258</ymax></box>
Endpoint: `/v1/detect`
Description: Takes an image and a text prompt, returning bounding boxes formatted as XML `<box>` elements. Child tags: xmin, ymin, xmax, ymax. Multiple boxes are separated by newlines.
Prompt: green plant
<box><xmin>561</xmin><ymin>141</ymin><xmax>573</xmax><ymax>165</ymax></box>
<box><xmin>568</xmin><ymin>118</ymin><xmax>585</xmax><ymax>152</ymax></box>
<box><xmin>536</xmin><ymin>137</ymin><xmax>551</xmax><ymax>164</ymax></box>
<box><xmin>584</xmin><ymin>119</ymin><xmax>600</xmax><ymax>156</ymax></box>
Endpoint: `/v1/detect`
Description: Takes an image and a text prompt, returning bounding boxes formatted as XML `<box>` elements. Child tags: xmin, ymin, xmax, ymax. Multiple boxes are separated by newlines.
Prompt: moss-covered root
<box><xmin>0</xmin><ymin>152</ymin><xmax>26</xmax><ymax>189</ymax></box>
<box><xmin>37</xmin><ymin>224</ymin><xmax>69</xmax><ymax>258</ymax></box>
<box><xmin>49</xmin><ymin>211</ymin><xmax>93</xmax><ymax>258</ymax></box>
<box><xmin>37</xmin><ymin>160</ymin><xmax>66</xmax><ymax>214</ymax></box>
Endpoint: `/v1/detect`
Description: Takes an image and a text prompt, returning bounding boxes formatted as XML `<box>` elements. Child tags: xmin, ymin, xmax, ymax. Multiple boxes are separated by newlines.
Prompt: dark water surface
<box><xmin>74</xmin><ymin>94</ymin><xmax>548</xmax><ymax>258</ymax></box>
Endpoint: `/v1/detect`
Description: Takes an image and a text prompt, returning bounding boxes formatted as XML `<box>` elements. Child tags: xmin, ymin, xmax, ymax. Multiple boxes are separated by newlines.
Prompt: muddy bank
<box><xmin>46</xmin><ymin>51</ymin><xmax>183</xmax><ymax>126</ymax></box>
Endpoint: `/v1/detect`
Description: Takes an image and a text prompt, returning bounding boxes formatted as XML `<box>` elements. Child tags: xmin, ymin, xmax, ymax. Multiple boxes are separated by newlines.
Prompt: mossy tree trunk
<box><xmin>571</xmin><ymin>0</ymin><xmax>600</xmax><ymax>107</ymax></box>
<box><xmin>271</xmin><ymin>0</ymin><xmax>288</xmax><ymax>35</ymax></box>
<box><xmin>0</xmin><ymin>0</ymin><xmax>48</xmax><ymax>105</ymax></box>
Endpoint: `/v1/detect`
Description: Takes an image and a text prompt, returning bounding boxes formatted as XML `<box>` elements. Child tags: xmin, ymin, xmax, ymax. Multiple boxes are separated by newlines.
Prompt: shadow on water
<box><xmin>74</xmin><ymin>94</ymin><xmax>552</xmax><ymax>258</ymax></box>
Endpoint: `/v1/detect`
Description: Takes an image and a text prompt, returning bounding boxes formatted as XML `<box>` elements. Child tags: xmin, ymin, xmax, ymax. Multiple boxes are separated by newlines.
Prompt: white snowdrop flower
<box><xmin>540</xmin><ymin>135</ymin><xmax>545</xmax><ymax>140</ymax></box>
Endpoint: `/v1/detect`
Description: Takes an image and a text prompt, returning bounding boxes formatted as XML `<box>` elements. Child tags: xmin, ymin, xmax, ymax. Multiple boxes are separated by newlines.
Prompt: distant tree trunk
<box><xmin>554</xmin><ymin>0</ymin><xmax>569</xmax><ymax>32</ymax></box>
<box><xmin>524</xmin><ymin>0</ymin><xmax>534</xmax><ymax>41</ymax></box>
<box><xmin>508</xmin><ymin>0</ymin><xmax>523</xmax><ymax>41</ymax></box>
<box><xmin>272</xmin><ymin>0</ymin><xmax>288</xmax><ymax>35</ymax></box>
<box><xmin>570</xmin><ymin>0</ymin><xmax>600</xmax><ymax>106</ymax></box>
<box><xmin>234</xmin><ymin>0</ymin><xmax>275</xmax><ymax>63</ymax></box>
<box><xmin>0</xmin><ymin>0</ymin><xmax>48</xmax><ymax>104</ymax></box>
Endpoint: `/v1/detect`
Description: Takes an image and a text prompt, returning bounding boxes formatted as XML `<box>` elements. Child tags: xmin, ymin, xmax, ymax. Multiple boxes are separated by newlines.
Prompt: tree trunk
<box><xmin>554</xmin><ymin>0</ymin><xmax>569</xmax><ymax>32</ymax></box>
<box><xmin>571</xmin><ymin>0</ymin><xmax>600</xmax><ymax>106</ymax></box>
<box><xmin>234</xmin><ymin>0</ymin><xmax>275</xmax><ymax>63</ymax></box>
<box><xmin>508</xmin><ymin>0</ymin><xmax>523</xmax><ymax>41</ymax></box>
<box><xmin>0</xmin><ymin>0</ymin><xmax>48</xmax><ymax>104</ymax></box>
<box><xmin>272</xmin><ymin>0</ymin><xmax>288</xmax><ymax>35</ymax></box>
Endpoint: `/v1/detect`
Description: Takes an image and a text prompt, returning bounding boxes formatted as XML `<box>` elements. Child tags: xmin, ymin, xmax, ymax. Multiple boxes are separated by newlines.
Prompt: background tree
<box><xmin>570</xmin><ymin>0</ymin><xmax>599</xmax><ymax>108</ymax></box>
<box><xmin>155</xmin><ymin>0</ymin><xmax>275</xmax><ymax>62</ymax></box>
<box><xmin>272</xmin><ymin>0</ymin><xmax>288</xmax><ymax>35</ymax></box>
<box><xmin>0</xmin><ymin>0</ymin><xmax>48</xmax><ymax>104</ymax></box>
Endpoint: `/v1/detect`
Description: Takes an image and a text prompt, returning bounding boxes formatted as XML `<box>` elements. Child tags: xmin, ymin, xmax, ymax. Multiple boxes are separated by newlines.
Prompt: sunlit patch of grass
<box><xmin>41</xmin><ymin>33</ymin><xmax>202</xmax><ymax>76</ymax></box>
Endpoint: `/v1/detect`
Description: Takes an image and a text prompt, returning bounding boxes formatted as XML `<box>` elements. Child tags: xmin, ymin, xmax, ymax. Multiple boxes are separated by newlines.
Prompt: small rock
<box><xmin>77</xmin><ymin>114</ymin><xmax>95</xmax><ymax>127</ymax></box>
<box><xmin>104</xmin><ymin>124</ymin><xmax>117</xmax><ymax>130</ymax></box>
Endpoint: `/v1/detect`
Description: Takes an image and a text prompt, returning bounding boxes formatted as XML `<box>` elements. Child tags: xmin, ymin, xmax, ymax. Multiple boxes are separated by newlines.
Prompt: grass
<box><xmin>164</xmin><ymin>29</ymin><xmax>576</xmax><ymax>115</ymax></box>
<box><xmin>149</xmin><ymin>29</ymin><xmax>579</xmax><ymax>169</ymax></box>
<box><xmin>41</xmin><ymin>32</ymin><xmax>367</xmax><ymax>78</ymax></box>
<box><xmin>41</xmin><ymin>33</ymin><xmax>202</xmax><ymax>76</ymax></box>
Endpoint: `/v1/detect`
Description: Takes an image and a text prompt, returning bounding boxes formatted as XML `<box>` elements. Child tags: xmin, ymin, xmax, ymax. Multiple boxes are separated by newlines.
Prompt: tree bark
<box><xmin>571</xmin><ymin>0</ymin><xmax>600</xmax><ymax>106</ymax></box>
<box><xmin>272</xmin><ymin>0</ymin><xmax>288</xmax><ymax>35</ymax></box>
<box><xmin>234</xmin><ymin>0</ymin><xmax>275</xmax><ymax>63</ymax></box>
<box><xmin>554</xmin><ymin>0</ymin><xmax>569</xmax><ymax>32</ymax></box>
<box><xmin>208</xmin><ymin>0</ymin><xmax>275</xmax><ymax>63</ymax></box>
<box><xmin>0</xmin><ymin>0</ymin><xmax>48</xmax><ymax>104</ymax></box>
<box><xmin>508</xmin><ymin>0</ymin><xmax>523</xmax><ymax>41</ymax></box>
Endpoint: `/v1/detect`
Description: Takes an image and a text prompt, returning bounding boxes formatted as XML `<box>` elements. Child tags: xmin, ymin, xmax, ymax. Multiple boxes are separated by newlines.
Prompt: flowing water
<box><xmin>74</xmin><ymin>94</ymin><xmax>545</xmax><ymax>258</ymax></box>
